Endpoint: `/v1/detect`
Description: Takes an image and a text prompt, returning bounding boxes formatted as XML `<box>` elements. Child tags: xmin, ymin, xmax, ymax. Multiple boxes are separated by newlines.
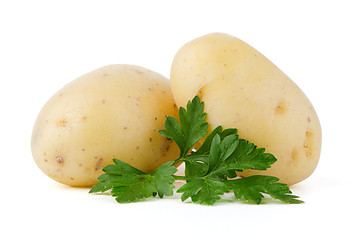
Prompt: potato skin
<box><xmin>170</xmin><ymin>33</ymin><xmax>322</xmax><ymax>186</ymax></box>
<box><xmin>32</xmin><ymin>65</ymin><xmax>179</xmax><ymax>187</ymax></box>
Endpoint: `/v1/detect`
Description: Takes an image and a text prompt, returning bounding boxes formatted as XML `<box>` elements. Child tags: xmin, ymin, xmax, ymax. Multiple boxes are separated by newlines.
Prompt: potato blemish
<box><xmin>160</xmin><ymin>138</ymin><xmax>173</xmax><ymax>156</ymax></box>
<box><xmin>303</xmin><ymin>144</ymin><xmax>312</xmax><ymax>157</ymax></box>
<box><xmin>274</xmin><ymin>101</ymin><xmax>287</xmax><ymax>114</ymax></box>
<box><xmin>291</xmin><ymin>148</ymin><xmax>298</xmax><ymax>165</ymax></box>
<box><xmin>304</xmin><ymin>130</ymin><xmax>313</xmax><ymax>157</ymax></box>
<box><xmin>134</xmin><ymin>69</ymin><xmax>144</xmax><ymax>74</ymax></box>
<box><xmin>95</xmin><ymin>159</ymin><xmax>103</xmax><ymax>171</ymax></box>
<box><xmin>56</xmin><ymin>156</ymin><xmax>64</xmax><ymax>165</ymax></box>
<box><xmin>57</xmin><ymin>120</ymin><xmax>68</xmax><ymax>127</ymax></box>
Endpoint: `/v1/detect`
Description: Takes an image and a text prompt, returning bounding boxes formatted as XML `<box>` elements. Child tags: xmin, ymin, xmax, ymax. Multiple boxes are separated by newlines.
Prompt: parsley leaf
<box><xmin>158</xmin><ymin>96</ymin><xmax>208</xmax><ymax>158</ymax></box>
<box><xmin>89</xmin><ymin>159</ymin><xmax>177</xmax><ymax>203</ymax></box>
<box><xmin>228</xmin><ymin>175</ymin><xmax>304</xmax><ymax>204</ymax></box>
<box><xmin>178</xmin><ymin>178</ymin><xmax>230</xmax><ymax>205</ymax></box>
<box><xmin>223</xmin><ymin>138</ymin><xmax>277</xmax><ymax>172</ymax></box>
<box><xmin>182</xmin><ymin>126</ymin><xmax>238</xmax><ymax>179</ymax></box>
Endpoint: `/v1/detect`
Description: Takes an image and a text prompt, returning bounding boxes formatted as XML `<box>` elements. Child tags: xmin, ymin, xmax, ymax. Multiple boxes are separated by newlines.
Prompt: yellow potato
<box><xmin>170</xmin><ymin>33</ymin><xmax>322</xmax><ymax>186</ymax></box>
<box><xmin>31</xmin><ymin>65</ymin><xmax>180</xmax><ymax>187</ymax></box>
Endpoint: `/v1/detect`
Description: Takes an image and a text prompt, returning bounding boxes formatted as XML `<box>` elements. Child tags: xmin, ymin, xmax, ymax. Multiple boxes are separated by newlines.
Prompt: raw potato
<box><xmin>31</xmin><ymin>65</ymin><xmax>180</xmax><ymax>187</ymax></box>
<box><xmin>170</xmin><ymin>33</ymin><xmax>322</xmax><ymax>186</ymax></box>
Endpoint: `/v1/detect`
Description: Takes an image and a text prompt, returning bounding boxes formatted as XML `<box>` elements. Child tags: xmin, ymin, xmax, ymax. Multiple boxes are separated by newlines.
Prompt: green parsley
<box><xmin>89</xmin><ymin>160</ymin><xmax>177</xmax><ymax>203</ymax></box>
<box><xmin>90</xmin><ymin>96</ymin><xmax>303</xmax><ymax>205</ymax></box>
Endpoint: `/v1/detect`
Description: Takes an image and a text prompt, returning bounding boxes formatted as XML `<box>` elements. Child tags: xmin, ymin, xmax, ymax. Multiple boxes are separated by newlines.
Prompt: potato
<box><xmin>170</xmin><ymin>33</ymin><xmax>322</xmax><ymax>186</ymax></box>
<box><xmin>31</xmin><ymin>65</ymin><xmax>180</xmax><ymax>187</ymax></box>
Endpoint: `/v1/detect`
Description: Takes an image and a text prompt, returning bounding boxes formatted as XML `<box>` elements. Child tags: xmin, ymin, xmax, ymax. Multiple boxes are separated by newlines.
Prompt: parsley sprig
<box><xmin>90</xmin><ymin>96</ymin><xmax>303</xmax><ymax>205</ymax></box>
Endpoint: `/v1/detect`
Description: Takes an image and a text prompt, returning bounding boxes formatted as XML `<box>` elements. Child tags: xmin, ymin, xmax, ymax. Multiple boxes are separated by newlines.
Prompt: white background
<box><xmin>1</xmin><ymin>0</ymin><xmax>361</xmax><ymax>239</ymax></box>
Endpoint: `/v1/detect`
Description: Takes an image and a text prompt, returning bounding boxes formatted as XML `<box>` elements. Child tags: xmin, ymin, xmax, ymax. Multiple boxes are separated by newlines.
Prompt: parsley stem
<box><xmin>173</xmin><ymin>158</ymin><xmax>186</xmax><ymax>165</ymax></box>
<box><xmin>172</xmin><ymin>175</ymin><xmax>188</xmax><ymax>181</ymax></box>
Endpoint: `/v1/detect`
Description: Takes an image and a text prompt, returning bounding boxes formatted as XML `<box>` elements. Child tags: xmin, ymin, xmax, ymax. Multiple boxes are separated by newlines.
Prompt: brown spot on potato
<box><xmin>70</xmin><ymin>177</ymin><xmax>74</xmax><ymax>180</ymax></box>
<box><xmin>274</xmin><ymin>101</ymin><xmax>287</xmax><ymax>114</ymax></box>
<box><xmin>102</xmin><ymin>73</ymin><xmax>108</xmax><ymax>77</ymax></box>
<box><xmin>136</xmin><ymin>146</ymin><xmax>140</xmax><ymax>150</ymax></box>
<box><xmin>82</xmin><ymin>148</ymin><xmax>85</xmax><ymax>152</ymax></box>
<box><xmin>150</xmin><ymin>138</ymin><xmax>153</xmax><ymax>142</ymax></box>
<box><xmin>57</xmin><ymin>120</ymin><xmax>68</xmax><ymax>127</ymax></box>
<box><xmin>291</xmin><ymin>148</ymin><xmax>298</xmax><ymax>164</ymax></box>
<box><xmin>308</xmin><ymin>117</ymin><xmax>311</xmax><ymax>123</ymax></box>
<box><xmin>82</xmin><ymin>116</ymin><xmax>87</xmax><ymax>123</ymax></box>
<box><xmin>303</xmin><ymin>144</ymin><xmax>312</xmax><ymax>157</ymax></box>
<box><xmin>56</xmin><ymin>156</ymin><xmax>64</xmax><ymax>165</ymax></box>
<box><xmin>134</xmin><ymin>69</ymin><xmax>143</xmax><ymax>74</ymax></box>
<box><xmin>154</xmin><ymin>117</ymin><xmax>158</xmax><ymax>120</ymax></box>
<box><xmin>95</xmin><ymin>159</ymin><xmax>103</xmax><ymax>171</ymax></box>
<box><xmin>148</xmin><ymin>87</ymin><xmax>153</xmax><ymax>91</ymax></box>
<box><xmin>78</xmin><ymin>163</ymin><xmax>83</xmax><ymax>167</ymax></box>
<box><xmin>44</xmin><ymin>159</ymin><xmax>48</xmax><ymax>162</ymax></box>
<box><xmin>304</xmin><ymin>130</ymin><xmax>314</xmax><ymax>157</ymax></box>
<box><xmin>123</xmin><ymin>126</ymin><xmax>128</xmax><ymax>130</ymax></box>
<box><xmin>160</xmin><ymin>137</ymin><xmax>173</xmax><ymax>155</ymax></box>
<box><xmin>198</xmin><ymin>87</ymin><xmax>205</xmax><ymax>100</ymax></box>
<box><xmin>101</xmin><ymin>99</ymin><xmax>106</xmax><ymax>104</ymax></box>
